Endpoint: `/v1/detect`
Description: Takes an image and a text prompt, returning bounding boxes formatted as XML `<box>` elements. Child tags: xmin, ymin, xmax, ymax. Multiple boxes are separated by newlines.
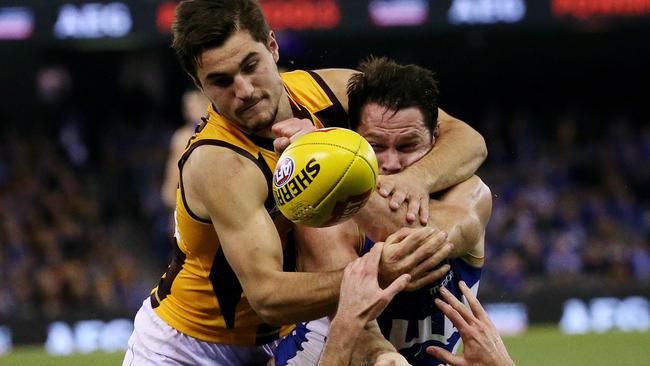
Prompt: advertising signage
<box><xmin>0</xmin><ymin>0</ymin><xmax>648</xmax><ymax>47</ymax></box>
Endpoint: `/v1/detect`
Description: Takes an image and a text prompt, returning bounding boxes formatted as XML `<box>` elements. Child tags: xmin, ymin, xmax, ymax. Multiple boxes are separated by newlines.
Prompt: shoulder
<box><xmin>313</xmin><ymin>68</ymin><xmax>360</xmax><ymax>111</ymax></box>
<box><xmin>184</xmin><ymin>144</ymin><xmax>266</xmax><ymax>191</ymax></box>
<box><xmin>312</xmin><ymin>68</ymin><xmax>360</xmax><ymax>90</ymax></box>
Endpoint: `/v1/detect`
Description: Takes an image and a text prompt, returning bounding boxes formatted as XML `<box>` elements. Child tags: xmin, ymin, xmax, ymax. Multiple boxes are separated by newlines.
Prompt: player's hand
<box><xmin>374</xmin><ymin>351</ymin><xmax>411</xmax><ymax>366</ymax></box>
<box><xmin>336</xmin><ymin>242</ymin><xmax>411</xmax><ymax>325</ymax></box>
<box><xmin>272</xmin><ymin>118</ymin><xmax>316</xmax><ymax>154</ymax></box>
<box><xmin>379</xmin><ymin>227</ymin><xmax>454</xmax><ymax>291</ymax></box>
<box><xmin>427</xmin><ymin>281</ymin><xmax>515</xmax><ymax>366</ymax></box>
<box><xmin>376</xmin><ymin>170</ymin><xmax>429</xmax><ymax>225</ymax></box>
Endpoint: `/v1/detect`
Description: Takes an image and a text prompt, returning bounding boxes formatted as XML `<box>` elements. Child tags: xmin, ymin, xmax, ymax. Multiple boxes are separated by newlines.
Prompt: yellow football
<box><xmin>272</xmin><ymin>127</ymin><xmax>379</xmax><ymax>227</ymax></box>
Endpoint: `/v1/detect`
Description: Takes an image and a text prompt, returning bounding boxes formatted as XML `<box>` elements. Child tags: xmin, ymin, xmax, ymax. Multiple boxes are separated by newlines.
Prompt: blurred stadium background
<box><xmin>0</xmin><ymin>0</ymin><xmax>649</xmax><ymax>364</ymax></box>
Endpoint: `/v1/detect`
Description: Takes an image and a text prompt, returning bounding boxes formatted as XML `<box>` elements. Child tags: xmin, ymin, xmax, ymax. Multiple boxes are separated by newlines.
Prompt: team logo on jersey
<box><xmin>274</xmin><ymin>157</ymin><xmax>295</xmax><ymax>188</ymax></box>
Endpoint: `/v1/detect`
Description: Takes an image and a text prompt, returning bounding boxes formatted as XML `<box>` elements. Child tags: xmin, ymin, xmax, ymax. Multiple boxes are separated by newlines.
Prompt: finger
<box><xmin>402</xmin><ymin>230</ymin><xmax>447</xmax><ymax>265</ymax></box>
<box><xmin>288</xmin><ymin>126</ymin><xmax>313</xmax><ymax>143</ymax></box>
<box><xmin>382</xmin><ymin>273</ymin><xmax>410</xmax><ymax>299</ymax></box>
<box><xmin>406</xmin><ymin>264</ymin><xmax>450</xmax><ymax>290</ymax></box>
<box><xmin>419</xmin><ymin>195</ymin><xmax>429</xmax><ymax>225</ymax></box>
<box><xmin>367</xmin><ymin>241</ymin><xmax>384</xmax><ymax>271</ymax></box>
<box><xmin>395</xmin><ymin>227</ymin><xmax>438</xmax><ymax>259</ymax></box>
<box><xmin>273</xmin><ymin>137</ymin><xmax>290</xmax><ymax>154</ymax></box>
<box><xmin>271</xmin><ymin>119</ymin><xmax>295</xmax><ymax>137</ymax></box>
<box><xmin>384</xmin><ymin>227</ymin><xmax>412</xmax><ymax>245</ymax></box>
<box><xmin>405</xmin><ymin>195</ymin><xmax>420</xmax><ymax>224</ymax></box>
<box><xmin>434</xmin><ymin>298</ymin><xmax>470</xmax><ymax>333</ymax></box>
<box><xmin>410</xmin><ymin>243</ymin><xmax>453</xmax><ymax>279</ymax></box>
<box><xmin>426</xmin><ymin>346</ymin><xmax>464</xmax><ymax>366</ymax></box>
<box><xmin>377</xmin><ymin>178</ymin><xmax>395</xmax><ymax>197</ymax></box>
<box><xmin>459</xmin><ymin>280</ymin><xmax>490</xmax><ymax>323</ymax></box>
<box><xmin>389</xmin><ymin>190</ymin><xmax>407</xmax><ymax>210</ymax></box>
<box><xmin>272</xmin><ymin>118</ymin><xmax>302</xmax><ymax>135</ymax></box>
<box><xmin>440</xmin><ymin>286</ymin><xmax>475</xmax><ymax>324</ymax></box>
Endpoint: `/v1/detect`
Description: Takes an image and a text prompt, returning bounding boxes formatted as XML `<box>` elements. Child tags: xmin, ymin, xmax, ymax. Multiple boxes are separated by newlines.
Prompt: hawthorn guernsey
<box><xmin>272</xmin><ymin>128</ymin><xmax>378</xmax><ymax>227</ymax></box>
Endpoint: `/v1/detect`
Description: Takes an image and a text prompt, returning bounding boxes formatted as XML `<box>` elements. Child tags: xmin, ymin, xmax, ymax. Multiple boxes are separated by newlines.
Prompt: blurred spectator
<box><xmin>161</xmin><ymin>89</ymin><xmax>210</xmax><ymax>210</ymax></box>
<box><xmin>1</xmin><ymin>60</ymin><xmax>649</xmax><ymax>321</ymax></box>
<box><xmin>481</xmin><ymin>105</ymin><xmax>650</xmax><ymax>293</ymax></box>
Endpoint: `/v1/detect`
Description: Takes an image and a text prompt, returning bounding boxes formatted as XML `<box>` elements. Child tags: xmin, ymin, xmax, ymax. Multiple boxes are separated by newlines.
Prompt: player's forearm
<box><xmin>354</xmin><ymin>193</ymin><xmax>417</xmax><ymax>242</ymax></box>
<box><xmin>349</xmin><ymin>321</ymin><xmax>397</xmax><ymax>366</ymax></box>
<box><xmin>415</xmin><ymin>112</ymin><xmax>486</xmax><ymax>193</ymax></box>
<box><xmin>318</xmin><ymin>317</ymin><xmax>365</xmax><ymax>366</ymax></box>
<box><xmin>249</xmin><ymin>270</ymin><xmax>342</xmax><ymax>325</ymax></box>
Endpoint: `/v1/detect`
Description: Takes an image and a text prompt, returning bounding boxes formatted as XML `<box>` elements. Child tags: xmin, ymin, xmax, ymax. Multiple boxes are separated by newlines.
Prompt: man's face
<box><xmin>357</xmin><ymin>102</ymin><xmax>434</xmax><ymax>175</ymax></box>
<box><xmin>195</xmin><ymin>30</ymin><xmax>284</xmax><ymax>134</ymax></box>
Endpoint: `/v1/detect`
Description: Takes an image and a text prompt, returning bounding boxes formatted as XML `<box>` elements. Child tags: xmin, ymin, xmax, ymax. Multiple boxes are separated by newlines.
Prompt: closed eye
<box><xmin>242</xmin><ymin>60</ymin><xmax>258</xmax><ymax>74</ymax></box>
<box><xmin>210</xmin><ymin>76</ymin><xmax>233</xmax><ymax>87</ymax></box>
<box><xmin>397</xmin><ymin>144</ymin><xmax>418</xmax><ymax>151</ymax></box>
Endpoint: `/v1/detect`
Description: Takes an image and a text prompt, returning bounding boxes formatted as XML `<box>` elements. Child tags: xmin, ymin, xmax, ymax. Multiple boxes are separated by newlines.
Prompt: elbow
<box><xmin>256</xmin><ymin>308</ymin><xmax>285</xmax><ymax>327</ymax></box>
<box><xmin>473</xmin><ymin>132</ymin><xmax>488</xmax><ymax>165</ymax></box>
<box><xmin>247</xmin><ymin>291</ymin><xmax>286</xmax><ymax>326</ymax></box>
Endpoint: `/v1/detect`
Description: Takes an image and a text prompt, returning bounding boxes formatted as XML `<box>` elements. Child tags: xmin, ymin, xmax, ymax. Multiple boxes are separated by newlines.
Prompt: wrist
<box><xmin>330</xmin><ymin>315</ymin><xmax>365</xmax><ymax>334</ymax></box>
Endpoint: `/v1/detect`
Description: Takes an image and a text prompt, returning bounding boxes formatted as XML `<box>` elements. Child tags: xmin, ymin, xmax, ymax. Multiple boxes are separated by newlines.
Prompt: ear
<box><xmin>268</xmin><ymin>30</ymin><xmax>280</xmax><ymax>63</ymax></box>
<box><xmin>432</xmin><ymin>124</ymin><xmax>440</xmax><ymax>145</ymax></box>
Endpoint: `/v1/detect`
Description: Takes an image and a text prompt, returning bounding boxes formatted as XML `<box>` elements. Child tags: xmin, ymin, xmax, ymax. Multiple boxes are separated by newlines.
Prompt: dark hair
<box><xmin>347</xmin><ymin>57</ymin><xmax>439</xmax><ymax>133</ymax></box>
<box><xmin>172</xmin><ymin>0</ymin><xmax>270</xmax><ymax>83</ymax></box>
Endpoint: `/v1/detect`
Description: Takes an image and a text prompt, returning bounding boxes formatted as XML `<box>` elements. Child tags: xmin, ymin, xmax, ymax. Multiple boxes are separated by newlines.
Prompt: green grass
<box><xmin>1</xmin><ymin>327</ymin><xmax>649</xmax><ymax>365</ymax></box>
<box><xmin>0</xmin><ymin>346</ymin><xmax>124</xmax><ymax>366</ymax></box>
<box><xmin>503</xmin><ymin>326</ymin><xmax>650</xmax><ymax>366</ymax></box>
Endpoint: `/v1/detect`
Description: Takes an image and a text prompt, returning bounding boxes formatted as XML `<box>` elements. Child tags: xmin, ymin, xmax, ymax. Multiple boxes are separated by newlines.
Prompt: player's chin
<box><xmin>247</xmin><ymin>114</ymin><xmax>276</xmax><ymax>133</ymax></box>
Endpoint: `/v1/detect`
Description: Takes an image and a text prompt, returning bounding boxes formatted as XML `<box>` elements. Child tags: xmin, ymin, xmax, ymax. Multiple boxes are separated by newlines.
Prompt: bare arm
<box><xmin>184</xmin><ymin>145</ymin><xmax>341</xmax><ymax>325</ymax></box>
<box><xmin>317</xmin><ymin>243</ymin><xmax>410</xmax><ymax>366</ymax></box>
<box><xmin>350</xmin><ymin>321</ymin><xmax>410</xmax><ymax>366</ymax></box>
<box><xmin>296</xmin><ymin>224</ymin><xmax>401</xmax><ymax>366</ymax></box>
<box><xmin>419</xmin><ymin>109</ymin><xmax>487</xmax><ymax>194</ymax></box>
<box><xmin>357</xmin><ymin>176</ymin><xmax>492</xmax><ymax>260</ymax></box>
<box><xmin>296</xmin><ymin>224</ymin><xmax>436</xmax><ymax>365</ymax></box>
<box><xmin>295</xmin><ymin>221</ymin><xmax>361</xmax><ymax>274</ymax></box>
<box><xmin>429</xmin><ymin>175</ymin><xmax>492</xmax><ymax>259</ymax></box>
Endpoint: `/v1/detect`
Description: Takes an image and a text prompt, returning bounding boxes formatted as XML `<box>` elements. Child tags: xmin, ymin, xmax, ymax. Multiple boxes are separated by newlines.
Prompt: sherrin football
<box><xmin>272</xmin><ymin>127</ymin><xmax>379</xmax><ymax>227</ymax></box>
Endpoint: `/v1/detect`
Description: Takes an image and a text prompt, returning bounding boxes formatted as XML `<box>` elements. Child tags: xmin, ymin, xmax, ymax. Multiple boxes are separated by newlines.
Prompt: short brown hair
<box><xmin>172</xmin><ymin>0</ymin><xmax>270</xmax><ymax>83</ymax></box>
<box><xmin>347</xmin><ymin>57</ymin><xmax>439</xmax><ymax>134</ymax></box>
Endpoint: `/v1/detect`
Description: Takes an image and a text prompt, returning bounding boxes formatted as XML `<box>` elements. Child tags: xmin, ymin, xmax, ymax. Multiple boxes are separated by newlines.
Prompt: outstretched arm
<box><xmin>357</xmin><ymin>175</ymin><xmax>492</xmax><ymax>261</ymax></box>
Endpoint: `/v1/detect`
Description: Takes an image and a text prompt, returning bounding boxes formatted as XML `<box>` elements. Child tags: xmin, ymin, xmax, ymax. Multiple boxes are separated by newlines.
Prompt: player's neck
<box><xmin>275</xmin><ymin>88</ymin><xmax>293</xmax><ymax>122</ymax></box>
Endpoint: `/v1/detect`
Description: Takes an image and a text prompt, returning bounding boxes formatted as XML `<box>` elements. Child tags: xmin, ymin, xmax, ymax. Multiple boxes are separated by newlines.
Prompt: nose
<box><xmin>233</xmin><ymin>74</ymin><xmax>254</xmax><ymax>100</ymax></box>
<box><xmin>379</xmin><ymin>149</ymin><xmax>403</xmax><ymax>175</ymax></box>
